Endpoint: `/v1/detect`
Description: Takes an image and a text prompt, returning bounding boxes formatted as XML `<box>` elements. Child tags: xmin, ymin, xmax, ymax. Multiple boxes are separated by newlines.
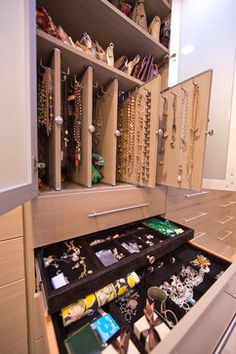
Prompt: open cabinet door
<box><xmin>157</xmin><ymin>70</ymin><xmax>213</xmax><ymax>190</ymax></box>
<box><xmin>94</xmin><ymin>79</ymin><xmax>118</xmax><ymax>186</ymax></box>
<box><xmin>69</xmin><ymin>66</ymin><xmax>93</xmax><ymax>187</ymax></box>
<box><xmin>117</xmin><ymin>76</ymin><xmax>161</xmax><ymax>187</ymax></box>
<box><xmin>0</xmin><ymin>0</ymin><xmax>37</xmax><ymax>216</ymax></box>
<box><xmin>48</xmin><ymin>48</ymin><xmax>62</xmax><ymax>190</ymax></box>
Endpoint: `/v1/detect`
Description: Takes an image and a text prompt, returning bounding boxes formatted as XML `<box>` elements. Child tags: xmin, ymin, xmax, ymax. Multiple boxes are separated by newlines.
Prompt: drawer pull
<box><xmin>194</xmin><ymin>231</ymin><xmax>206</xmax><ymax>240</ymax></box>
<box><xmin>220</xmin><ymin>201</ymin><xmax>236</xmax><ymax>208</ymax></box>
<box><xmin>218</xmin><ymin>230</ymin><xmax>233</xmax><ymax>241</ymax></box>
<box><xmin>217</xmin><ymin>216</ymin><xmax>234</xmax><ymax>225</ymax></box>
<box><xmin>183</xmin><ymin>212</ymin><xmax>207</xmax><ymax>223</ymax></box>
<box><xmin>184</xmin><ymin>191</ymin><xmax>209</xmax><ymax>198</ymax></box>
<box><xmin>88</xmin><ymin>203</ymin><xmax>149</xmax><ymax>217</ymax></box>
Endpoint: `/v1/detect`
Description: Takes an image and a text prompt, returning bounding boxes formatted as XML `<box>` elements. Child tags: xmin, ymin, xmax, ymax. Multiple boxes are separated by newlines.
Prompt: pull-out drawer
<box><xmin>166</xmin><ymin>187</ymin><xmax>231</xmax><ymax>213</ymax></box>
<box><xmin>34</xmin><ymin>244</ymin><xmax>235</xmax><ymax>354</ymax></box>
<box><xmin>35</xmin><ymin>216</ymin><xmax>193</xmax><ymax>313</ymax></box>
<box><xmin>32</xmin><ymin>185</ymin><xmax>167</xmax><ymax>247</ymax></box>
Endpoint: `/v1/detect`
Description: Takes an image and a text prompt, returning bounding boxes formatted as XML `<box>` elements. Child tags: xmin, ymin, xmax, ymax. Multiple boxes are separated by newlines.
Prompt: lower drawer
<box><xmin>35</xmin><ymin>244</ymin><xmax>234</xmax><ymax>354</ymax></box>
<box><xmin>0</xmin><ymin>279</ymin><xmax>27</xmax><ymax>354</ymax></box>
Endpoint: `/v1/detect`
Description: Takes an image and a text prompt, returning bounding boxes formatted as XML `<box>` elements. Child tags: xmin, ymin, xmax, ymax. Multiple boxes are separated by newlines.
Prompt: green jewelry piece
<box><xmin>143</xmin><ymin>217</ymin><xmax>183</xmax><ymax>237</ymax></box>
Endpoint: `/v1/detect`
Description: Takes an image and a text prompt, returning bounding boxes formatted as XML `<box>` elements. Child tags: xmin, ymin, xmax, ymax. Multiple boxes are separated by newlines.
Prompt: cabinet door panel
<box><xmin>48</xmin><ymin>48</ymin><xmax>62</xmax><ymax>190</ymax></box>
<box><xmin>0</xmin><ymin>0</ymin><xmax>37</xmax><ymax>216</ymax></box>
<box><xmin>95</xmin><ymin>79</ymin><xmax>118</xmax><ymax>186</ymax></box>
<box><xmin>157</xmin><ymin>70</ymin><xmax>212</xmax><ymax>190</ymax></box>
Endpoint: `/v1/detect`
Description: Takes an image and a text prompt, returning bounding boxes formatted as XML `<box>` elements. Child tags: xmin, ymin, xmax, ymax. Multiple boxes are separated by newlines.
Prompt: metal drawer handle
<box><xmin>194</xmin><ymin>231</ymin><xmax>206</xmax><ymax>240</ymax></box>
<box><xmin>185</xmin><ymin>191</ymin><xmax>209</xmax><ymax>198</ymax></box>
<box><xmin>88</xmin><ymin>203</ymin><xmax>149</xmax><ymax>217</ymax></box>
<box><xmin>183</xmin><ymin>212</ymin><xmax>207</xmax><ymax>223</ymax></box>
<box><xmin>220</xmin><ymin>201</ymin><xmax>236</xmax><ymax>208</ymax></box>
<box><xmin>218</xmin><ymin>230</ymin><xmax>233</xmax><ymax>241</ymax></box>
<box><xmin>217</xmin><ymin>216</ymin><xmax>234</xmax><ymax>225</ymax></box>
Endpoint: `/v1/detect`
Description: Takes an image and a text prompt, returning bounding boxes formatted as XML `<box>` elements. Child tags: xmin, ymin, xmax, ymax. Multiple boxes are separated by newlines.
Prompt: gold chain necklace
<box><xmin>136</xmin><ymin>93</ymin><xmax>145</xmax><ymax>183</ymax></box>
<box><xmin>187</xmin><ymin>83</ymin><xmax>200</xmax><ymax>184</ymax></box>
<box><xmin>38</xmin><ymin>67</ymin><xmax>53</xmax><ymax>136</ymax></box>
<box><xmin>170</xmin><ymin>92</ymin><xmax>177</xmax><ymax>148</ymax></box>
<box><xmin>142</xmin><ymin>90</ymin><xmax>151</xmax><ymax>183</ymax></box>
<box><xmin>158</xmin><ymin>96</ymin><xmax>168</xmax><ymax>166</ymax></box>
<box><xmin>177</xmin><ymin>88</ymin><xmax>188</xmax><ymax>184</ymax></box>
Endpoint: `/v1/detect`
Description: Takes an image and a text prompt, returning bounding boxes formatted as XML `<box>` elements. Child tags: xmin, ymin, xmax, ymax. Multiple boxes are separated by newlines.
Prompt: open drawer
<box><xmin>35</xmin><ymin>243</ymin><xmax>235</xmax><ymax>354</ymax></box>
<box><xmin>35</xmin><ymin>216</ymin><xmax>194</xmax><ymax>313</ymax></box>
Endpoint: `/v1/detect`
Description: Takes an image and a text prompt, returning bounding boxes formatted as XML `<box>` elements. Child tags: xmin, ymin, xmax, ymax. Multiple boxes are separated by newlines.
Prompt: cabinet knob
<box><xmin>88</xmin><ymin>125</ymin><xmax>96</xmax><ymax>133</ymax></box>
<box><xmin>55</xmin><ymin>116</ymin><xmax>63</xmax><ymax>125</ymax></box>
<box><xmin>206</xmin><ymin>129</ymin><xmax>214</xmax><ymax>136</ymax></box>
<box><xmin>115</xmin><ymin>129</ymin><xmax>121</xmax><ymax>137</ymax></box>
<box><xmin>147</xmin><ymin>255</ymin><xmax>155</xmax><ymax>264</ymax></box>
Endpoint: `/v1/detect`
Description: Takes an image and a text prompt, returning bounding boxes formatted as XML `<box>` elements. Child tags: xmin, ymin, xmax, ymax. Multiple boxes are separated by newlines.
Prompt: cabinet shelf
<box><xmin>37</xmin><ymin>0</ymin><xmax>169</xmax><ymax>62</ymax></box>
<box><xmin>37</xmin><ymin>29</ymin><xmax>142</xmax><ymax>91</ymax></box>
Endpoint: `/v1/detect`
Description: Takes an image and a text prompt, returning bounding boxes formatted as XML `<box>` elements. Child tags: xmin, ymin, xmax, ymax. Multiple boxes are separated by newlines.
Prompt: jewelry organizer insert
<box><xmin>36</xmin><ymin>216</ymin><xmax>194</xmax><ymax>314</ymax></box>
<box><xmin>39</xmin><ymin>234</ymin><xmax>230</xmax><ymax>354</ymax></box>
<box><xmin>157</xmin><ymin>70</ymin><xmax>212</xmax><ymax>190</ymax></box>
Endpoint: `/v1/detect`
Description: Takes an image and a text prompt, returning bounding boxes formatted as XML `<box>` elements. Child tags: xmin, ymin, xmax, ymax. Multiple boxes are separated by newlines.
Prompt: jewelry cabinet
<box><xmin>1</xmin><ymin>1</ymin><xmax>236</xmax><ymax>354</ymax></box>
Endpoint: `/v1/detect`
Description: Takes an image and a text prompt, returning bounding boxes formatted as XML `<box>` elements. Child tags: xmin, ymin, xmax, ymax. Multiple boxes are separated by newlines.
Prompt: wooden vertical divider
<box><xmin>95</xmin><ymin>79</ymin><xmax>118</xmax><ymax>185</ymax></box>
<box><xmin>48</xmin><ymin>48</ymin><xmax>62</xmax><ymax>190</ymax></box>
<box><xmin>157</xmin><ymin>69</ymin><xmax>213</xmax><ymax>190</ymax></box>
<box><xmin>117</xmin><ymin>76</ymin><xmax>161</xmax><ymax>187</ymax></box>
<box><xmin>69</xmin><ymin>66</ymin><xmax>93</xmax><ymax>187</ymax></box>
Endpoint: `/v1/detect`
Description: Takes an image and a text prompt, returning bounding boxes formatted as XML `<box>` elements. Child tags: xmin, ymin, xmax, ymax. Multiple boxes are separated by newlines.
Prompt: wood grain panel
<box><xmin>95</xmin><ymin>79</ymin><xmax>118</xmax><ymax>185</ymax></box>
<box><xmin>157</xmin><ymin>70</ymin><xmax>212</xmax><ymax>190</ymax></box>
<box><xmin>0</xmin><ymin>280</ymin><xmax>27</xmax><ymax>353</ymax></box>
<box><xmin>0</xmin><ymin>238</ymin><xmax>24</xmax><ymax>287</ymax></box>
<box><xmin>32</xmin><ymin>185</ymin><xmax>167</xmax><ymax>247</ymax></box>
<box><xmin>1</xmin><ymin>335</ymin><xmax>27</xmax><ymax>354</ymax></box>
<box><xmin>0</xmin><ymin>206</ymin><xmax>23</xmax><ymax>241</ymax></box>
<box><xmin>166</xmin><ymin>187</ymin><xmax>231</xmax><ymax>213</ymax></box>
<box><xmin>69</xmin><ymin>66</ymin><xmax>93</xmax><ymax>187</ymax></box>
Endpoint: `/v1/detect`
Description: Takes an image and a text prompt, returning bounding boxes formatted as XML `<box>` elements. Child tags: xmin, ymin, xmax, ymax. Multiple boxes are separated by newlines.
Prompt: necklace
<box><xmin>93</xmin><ymin>97</ymin><xmax>102</xmax><ymax>147</ymax></box>
<box><xmin>136</xmin><ymin>93</ymin><xmax>145</xmax><ymax>183</ymax></box>
<box><xmin>38</xmin><ymin>67</ymin><xmax>53</xmax><ymax>136</ymax></box>
<box><xmin>158</xmin><ymin>96</ymin><xmax>168</xmax><ymax>166</ymax></box>
<box><xmin>177</xmin><ymin>88</ymin><xmax>188</xmax><ymax>184</ymax></box>
<box><xmin>73</xmin><ymin>81</ymin><xmax>82</xmax><ymax>168</ymax></box>
<box><xmin>170</xmin><ymin>92</ymin><xmax>177</xmax><ymax>148</ymax></box>
<box><xmin>142</xmin><ymin>90</ymin><xmax>151</xmax><ymax>183</ymax></box>
<box><xmin>187</xmin><ymin>83</ymin><xmax>200</xmax><ymax>184</ymax></box>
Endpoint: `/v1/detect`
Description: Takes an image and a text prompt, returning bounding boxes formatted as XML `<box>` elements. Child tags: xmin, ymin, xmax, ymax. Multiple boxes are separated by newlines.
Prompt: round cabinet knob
<box><xmin>88</xmin><ymin>125</ymin><xmax>96</xmax><ymax>133</ymax></box>
<box><xmin>158</xmin><ymin>129</ymin><xmax>164</xmax><ymax>137</ymax></box>
<box><xmin>147</xmin><ymin>255</ymin><xmax>155</xmax><ymax>265</ymax></box>
<box><xmin>206</xmin><ymin>129</ymin><xmax>214</xmax><ymax>136</ymax></box>
<box><xmin>115</xmin><ymin>130</ymin><xmax>121</xmax><ymax>137</ymax></box>
<box><xmin>55</xmin><ymin>116</ymin><xmax>63</xmax><ymax>125</ymax></box>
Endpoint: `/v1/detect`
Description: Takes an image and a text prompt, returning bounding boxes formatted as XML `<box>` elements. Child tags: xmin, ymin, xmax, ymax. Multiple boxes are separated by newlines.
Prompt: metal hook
<box><xmin>101</xmin><ymin>86</ymin><xmax>106</xmax><ymax>95</ymax></box>
<box><xmin>143</xmin><ymin>88</ymin><xmax>151</xmax><ymax>93</ymax></box>
<box><xmin>93</xmin><ymin>82</ymin><xmax>98</xmax><ymax>89</ymax></box>
<box><xmin>40</xmin><ymin>58</ymin><xmax>47</xmax><ymax>70</ymax></box>
<box><xmin>192</xmin><ymin>80</ymin><xmax>199</xmax><ymax>88</ymax></box>
<box><xmin>61</xmin><ymin>67</ymin><xmax>70</xmax><ymax>77</ymax></box>
<box><xmin>170</xmin><ymin>91</ymin><xmax>177</xmax><ymax>97</ymax></box>
<box><xmin>181</xmin><ymin>86</ymin><xmax>187</xmax><ymax>93</ymax></box>
<box><xmin>161</xmin><ymin>95</ymin><xmax>167</xmax><ymax>101</ymax></box>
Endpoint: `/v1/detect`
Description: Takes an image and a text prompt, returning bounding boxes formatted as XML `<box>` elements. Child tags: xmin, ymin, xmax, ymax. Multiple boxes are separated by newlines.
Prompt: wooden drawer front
<box><xmin>32</xmin><ymin>186</ymin><xmax>167</xmax><ymax>247</ymax></box>
<box><xmin>0</xmin><ymin>238</ymin><xmax>24</xmax><ymax>287</ymax></box>
<box><xmin>0</xmin><ymin>280</ymin><xmax>27</xmax><ymax>354</ymax></box>
<box><xmin>166</xmin><ymin>187</ymin><xmax>231</xmax><ymax>213</ymax></box>
<box><xmin>0</xmin><ymin>206</ymin><xmax>23</xmax><ymax>241</ymax></box>
<box><xmin>165</xmin><ymin>201</ymin><xmax>217</xmax><ymax>228</ymax></box>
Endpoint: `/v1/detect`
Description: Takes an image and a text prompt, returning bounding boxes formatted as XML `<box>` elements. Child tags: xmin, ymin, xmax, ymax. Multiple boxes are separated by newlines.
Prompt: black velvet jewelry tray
<box><xmin>35</xmin><ymin>216</ymin><xmax>194</xmax><ymax>314</ymax></box>
<box><xmin>49</xmin><ymin>243</ymin><xmax>230</xmax><ymax>354</ymax></box>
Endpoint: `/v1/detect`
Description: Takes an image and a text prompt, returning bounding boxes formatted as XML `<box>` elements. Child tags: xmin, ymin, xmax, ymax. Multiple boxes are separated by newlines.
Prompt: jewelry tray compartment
<box><xmin>49</xmin><ymin>243</ymin><xmax>230</xmax><ymax>354</ymax></box>
<box><xmin>35</xmin><ymin>216</ymin><xmax>194</xmax><ymax>314</ymax></box>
